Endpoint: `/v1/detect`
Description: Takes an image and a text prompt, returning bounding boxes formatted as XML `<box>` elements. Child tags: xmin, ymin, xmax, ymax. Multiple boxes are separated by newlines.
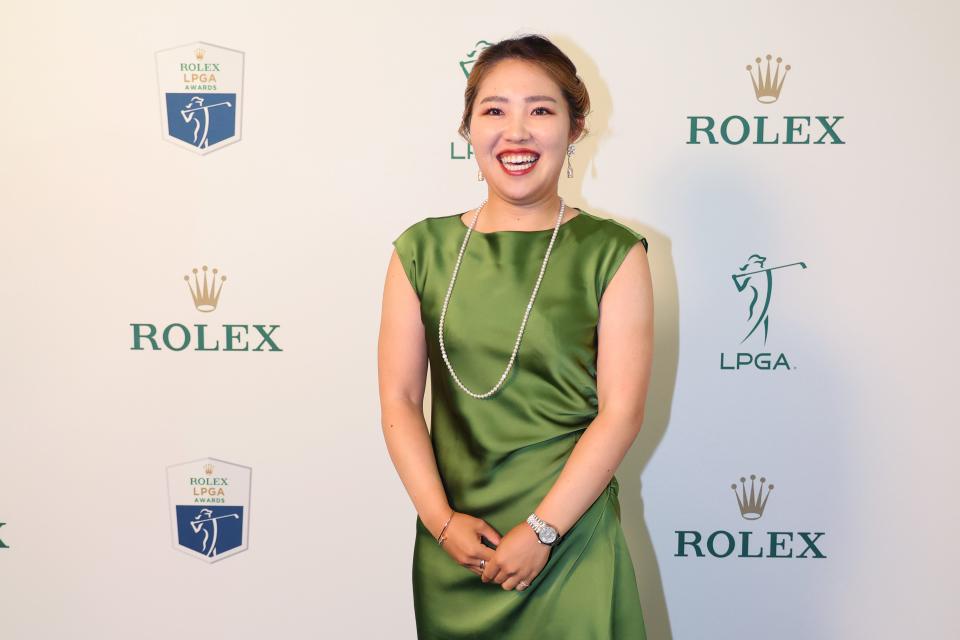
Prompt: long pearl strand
<box><xmin>438</xmin><ymin>198</ymin><xmax>567</xmax><ymax>399</ymax></box>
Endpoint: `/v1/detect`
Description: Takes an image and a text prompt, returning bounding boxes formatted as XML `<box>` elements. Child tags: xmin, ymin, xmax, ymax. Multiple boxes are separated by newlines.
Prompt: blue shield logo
<box><xmin>164</xmin><ymin>93</ymin><xmax>236</xmax><ymax>150</ymax></box>
<box><xmin>175</xmin><ymin>505</ymin><xmax>244</xmax><ymax>557</ymax></box>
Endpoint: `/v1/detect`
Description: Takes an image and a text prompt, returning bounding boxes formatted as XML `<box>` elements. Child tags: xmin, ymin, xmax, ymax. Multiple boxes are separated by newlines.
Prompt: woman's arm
<box><xmin>534</xmin><ymin>241</ymin><xmax>654</xmax><ymax>536</ymax></box>
<box><xmin>378</xmin><ymin>249</ymin><xmax>452</xmax><ymax>540</ymax></box>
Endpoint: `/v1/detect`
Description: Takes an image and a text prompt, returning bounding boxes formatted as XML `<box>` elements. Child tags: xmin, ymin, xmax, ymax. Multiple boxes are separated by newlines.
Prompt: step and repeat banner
<box><xmin>1</xmin><ymin>1</ymin><xmax>956</xmax><ymax>639</ymax></box>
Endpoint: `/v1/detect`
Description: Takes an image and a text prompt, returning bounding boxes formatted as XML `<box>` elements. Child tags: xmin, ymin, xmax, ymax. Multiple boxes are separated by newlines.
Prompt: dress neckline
<box><xmin>457</xmin><ymin>208</ymin><xmax>587</xmax><ymax>235</ymax></box>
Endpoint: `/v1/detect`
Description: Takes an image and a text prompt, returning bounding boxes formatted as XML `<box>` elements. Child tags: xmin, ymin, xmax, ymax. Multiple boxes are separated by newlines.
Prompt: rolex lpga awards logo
<box><xmin>687</xmin><ymin>53</ymin><xmax>845</xmax><ymax>145</ymax></box>
<box><xmin>720</xmin><ymin>253</ymin><xmax>807</xmax><ymax>371</ymax></box>
<box><xmin>130</xmin><ymin>264</ymin><xmax>282</xmax><ymax>352</ymax></box>
<box><xmin>0</xmin><ymin>521</ymin><xmax>8</xmax><ymax>549</ymax></box>
<box><xmin>167</xmin><ymin>458</ymin><xmax>251</xmax><ymax>563</ymax></box>
<box><xmin>675</xmin><ymin>474</ymin><xmax>827</xmax><ymax>559</ymax></box>
<box><xmin>156</xmin><ymin>42</ymin><xmax>244</xmax><ymax>154</ymax></box>
<box><xmin>449</xmin><ymin>39</ymin><xmax>493</xmax><ymax>161</ymax></box>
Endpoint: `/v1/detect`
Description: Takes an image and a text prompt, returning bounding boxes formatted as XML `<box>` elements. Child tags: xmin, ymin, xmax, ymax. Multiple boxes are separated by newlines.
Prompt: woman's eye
<box><xmin>482</xmin><ymin>107</ymin><xmax>552</xmax><ymax>116</ymax></box>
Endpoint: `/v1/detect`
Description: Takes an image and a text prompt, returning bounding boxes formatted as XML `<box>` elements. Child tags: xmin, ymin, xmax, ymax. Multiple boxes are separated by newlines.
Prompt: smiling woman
<box><xmin>458</xmin><ymin>39</ymin><xmax>592</xmax><ymax>215</ymax></box>
<box><xmin>378</xmin><ymin>34</ymin><xmax>652</xmax><ymax>640</ymax></box>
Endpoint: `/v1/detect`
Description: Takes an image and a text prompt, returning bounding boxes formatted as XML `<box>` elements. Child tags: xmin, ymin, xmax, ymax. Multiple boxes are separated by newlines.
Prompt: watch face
<box><xmin>539</xmin><ymin>526</ymin><xmax>558</xmax><ymax>545</ymax></box>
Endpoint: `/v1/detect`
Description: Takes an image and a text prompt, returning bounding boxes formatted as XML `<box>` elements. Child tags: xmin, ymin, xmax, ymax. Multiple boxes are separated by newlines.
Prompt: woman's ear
<box><xmin>570</xmin><ymin>117</ymin><xmax>586</xmax><ymax>144</ymax></box>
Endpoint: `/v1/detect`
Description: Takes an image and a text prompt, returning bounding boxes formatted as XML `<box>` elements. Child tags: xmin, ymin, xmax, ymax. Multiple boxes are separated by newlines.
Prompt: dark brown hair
<box><xmin>458</xmin><ymin>34</ymin><xmax>591</xmax><ymax>144</ymax></box>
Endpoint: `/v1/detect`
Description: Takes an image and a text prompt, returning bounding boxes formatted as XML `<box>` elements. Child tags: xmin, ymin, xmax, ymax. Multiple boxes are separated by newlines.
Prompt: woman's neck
<box><xmin>476</xmin><ymin>192</ymin><xmax>567</xmax><ymax>232</ymax></box>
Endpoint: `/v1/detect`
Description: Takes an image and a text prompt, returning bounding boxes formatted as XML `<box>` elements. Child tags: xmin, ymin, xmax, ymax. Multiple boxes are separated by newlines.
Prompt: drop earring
<box><xmin>566</xmin><ymin>144</ymin><xmax>576</xmax><ymax>178</ymax></box>
<box><xmin>478</xmin><ymin>168</ymin><xmax>484</xmax><ymax>182</ymax></box>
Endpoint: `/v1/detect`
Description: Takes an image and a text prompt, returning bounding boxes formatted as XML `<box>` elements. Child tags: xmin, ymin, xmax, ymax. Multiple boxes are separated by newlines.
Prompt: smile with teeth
<box><xmin>498</xmin><ymin>152</ymin><xmax>540</xmax><ymax>172</ymax></box>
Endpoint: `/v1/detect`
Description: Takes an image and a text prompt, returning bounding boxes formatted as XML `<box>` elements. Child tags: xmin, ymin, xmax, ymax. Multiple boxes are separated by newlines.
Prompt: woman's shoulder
<box><xmin>576</xmin><ymin>210</ymin><xmax>649</xmax><ymax>300</ymax></box>
<box><xmin>393</xmin><ymin>213</ymin><xmax>461</xmax><ymax>242</ymax></box>
<box><xmin>392</xmin><ymin>215</ymin><xmax>461</xmax><ymax>300</ymax></box>
<box><xmin>576</xmin><ymin>209</ymin><xmax>649</xmax><ymax>253</ymax></box>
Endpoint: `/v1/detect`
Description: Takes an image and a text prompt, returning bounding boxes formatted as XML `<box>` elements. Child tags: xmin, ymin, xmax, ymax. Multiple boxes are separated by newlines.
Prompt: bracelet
<box><xmin>436</xmin><ymin>511</ymin><xmax>455</xmax><ymax>546</ymax></box>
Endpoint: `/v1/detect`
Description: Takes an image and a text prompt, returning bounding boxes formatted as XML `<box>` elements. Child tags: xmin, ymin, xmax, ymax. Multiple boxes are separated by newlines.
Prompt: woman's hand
<box><xmin>438</xmin><ymin>512</ymin><xmax>502</xmax><ymax>577</ymax></box>
<box><xmin>481</xmin><ymin>521</ymin><xmax>551</xmax><ymax>591</ymax></box>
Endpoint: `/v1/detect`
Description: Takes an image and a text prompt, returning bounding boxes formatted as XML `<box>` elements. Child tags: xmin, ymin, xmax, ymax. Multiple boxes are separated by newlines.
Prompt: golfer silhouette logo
<box><xmin>179</xmin><ymin>96</ymin><xmax>233</xmax><ymax>149</ymax></box>
<box><xmin>189</xmin><ymin>507</ymin><xmax>240</xmax><ymax>557</ymax></box>
<box><xmin>175</xmin><ymin>505</ymin><xmax>244</xmax><ymax>558</ymax></box>
<box><xmin>459</xmin><ymin>40</ymin><xmax>493</xmax><ymax>78</ymax></box>
<box><xmin>732</xmin><ymin>254</ymin><xmax>807</xmax><ymax>345</ymax></box>
<box><xmin>163</xmin><ymin>92</ymin><xmax>237</xmax><ymax>150</ymax></box>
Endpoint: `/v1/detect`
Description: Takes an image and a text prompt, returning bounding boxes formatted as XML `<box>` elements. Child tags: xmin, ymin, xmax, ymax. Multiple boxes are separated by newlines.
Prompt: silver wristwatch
<box><xmin>526</xmin><ymin>513</ymin><xmax>562</xmax><ymax>547</ymax></box>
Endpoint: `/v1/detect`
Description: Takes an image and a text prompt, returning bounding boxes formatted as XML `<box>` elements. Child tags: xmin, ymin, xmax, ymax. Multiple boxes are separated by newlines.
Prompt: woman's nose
<box><xmin>504</xmin><ymin>114</ymin><xmax>531</xmax><ymax>142</ymax></box>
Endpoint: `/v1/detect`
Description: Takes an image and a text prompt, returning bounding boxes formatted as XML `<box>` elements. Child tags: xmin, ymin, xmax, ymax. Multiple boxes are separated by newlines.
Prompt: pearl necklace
<box><xmin>438</xmin><ymin>198</ymin><xmax>567</xmax><ymax>399</ymax></box>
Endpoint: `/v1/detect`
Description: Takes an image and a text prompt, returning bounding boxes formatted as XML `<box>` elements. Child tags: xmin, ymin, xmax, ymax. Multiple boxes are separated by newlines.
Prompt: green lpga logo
<box><xmin>687</xmin><ymin>53</ymin><xmax>845</xmax><ymax>145</ymax></box>
<box><xmin>721</xmin><ymin>253</ymin><xmax>807</xmax><ymax>371</ymax></box>
<box><xmin>449</xmin><ymin>40</ymin><xmax>493</xmax><ymax>161</ymax></box>
<box><xmin>675</xmin><ymin>474</ymin><xmax>827</xmax><ymax>559</ymax></box>
<box><xmin>0</xmin><ymin>522</ymin><xmax>8</xmax><ymax>548</ymax></box>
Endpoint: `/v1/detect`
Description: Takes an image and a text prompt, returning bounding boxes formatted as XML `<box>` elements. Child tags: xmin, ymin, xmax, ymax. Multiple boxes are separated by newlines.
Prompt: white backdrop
<box><xmin>1</xmin><ymin>1</ymin><xmax>957</xmax><ymax>638</ymax></box>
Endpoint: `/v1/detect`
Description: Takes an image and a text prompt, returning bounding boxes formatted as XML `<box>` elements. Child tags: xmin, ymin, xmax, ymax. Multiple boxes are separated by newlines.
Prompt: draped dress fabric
<box><xmin>392</xmin><ymin>208</ymin><xmax>648</xmax><ymax>640</ymax></box>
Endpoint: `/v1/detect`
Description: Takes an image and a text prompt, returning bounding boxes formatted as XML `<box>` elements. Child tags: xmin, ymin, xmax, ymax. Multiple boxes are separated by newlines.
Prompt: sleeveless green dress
<box><xmin>392</xmin><ymin>208</ymin><xmax>648</xmax><ymax>640</ymax></box>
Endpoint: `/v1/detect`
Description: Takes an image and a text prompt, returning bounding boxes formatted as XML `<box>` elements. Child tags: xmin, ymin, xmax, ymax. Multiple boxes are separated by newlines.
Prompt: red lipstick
<box><xmin>496</xmin><ymin>148</ymin><xmax>540</xmax><ymax>176</ymax></box>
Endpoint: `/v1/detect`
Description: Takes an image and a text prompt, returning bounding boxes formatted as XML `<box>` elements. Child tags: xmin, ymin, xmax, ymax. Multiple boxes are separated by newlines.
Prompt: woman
<box><xmin>378</xmin><ymin>34</ymin><xmax>653</xmax><ymax>639</ymax></box>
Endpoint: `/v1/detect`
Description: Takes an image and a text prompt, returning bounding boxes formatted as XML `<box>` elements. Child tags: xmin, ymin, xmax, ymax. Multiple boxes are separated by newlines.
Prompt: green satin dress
<box><xmin>392</xmin><ymin>207</ymin><xmax>648</xmax><ymax>640</ymax></box>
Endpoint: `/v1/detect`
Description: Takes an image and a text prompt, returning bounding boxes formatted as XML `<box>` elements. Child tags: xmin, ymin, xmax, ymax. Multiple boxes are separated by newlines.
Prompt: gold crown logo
<box><xmin>746</xmin><ymin>54</ymin><xmax>790</xmax><ymax>104</ymax></box>
<box><xmin>203</xmin><ymin>463</ymin><xmax>214</xmax><ymax>475</ymax></box>
<box><xmin>195</xmin><ymin>48</ymin><xmax>206</xmax><ymax>60</ymax></box>
<box><xmin>731</xmin><ymin>474</ymin><xmax>774</xmax><ymax>520</ymax></box>
<box><xmin>184</xmin><ymin>265</ymin><xmax>227</xmax><ymax>313</ymax></box>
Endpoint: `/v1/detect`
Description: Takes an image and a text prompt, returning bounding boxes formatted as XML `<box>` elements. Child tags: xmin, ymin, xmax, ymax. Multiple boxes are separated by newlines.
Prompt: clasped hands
<box><xmin>439</xmin><ymin>511</ymin><xmax>551</xmax><ymax>591</ymax></box>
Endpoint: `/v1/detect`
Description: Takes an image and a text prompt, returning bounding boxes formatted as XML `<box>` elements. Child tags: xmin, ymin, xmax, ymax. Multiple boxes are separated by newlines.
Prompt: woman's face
<box><xmin>469</xmin><ymin>58</ymin><xmax>574</xmax><ymax>204</ymax></box>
